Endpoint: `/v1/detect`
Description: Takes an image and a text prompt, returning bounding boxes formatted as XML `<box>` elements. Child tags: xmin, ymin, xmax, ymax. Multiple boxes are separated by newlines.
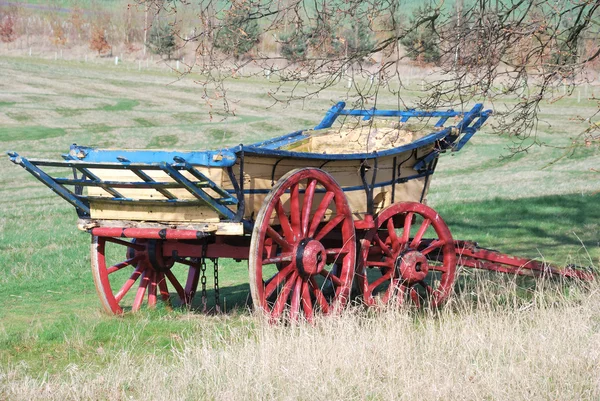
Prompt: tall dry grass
<box><xmin>1</xmin><ymin>276</ymin><xmax>598</xmax><ymax>400</ymax></box>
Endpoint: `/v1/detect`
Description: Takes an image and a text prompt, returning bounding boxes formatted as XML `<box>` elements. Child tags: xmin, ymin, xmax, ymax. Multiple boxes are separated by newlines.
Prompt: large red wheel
<box><xmin>357</xmin><ymin>202</ymin><xmax>456</xmax><ymax>308</ymax></box>
<box><xmin>249</xmin><ymin>168</ymin><xmax>356</xmax><ymax>322</ymax></box>
<box><xmin>91</xmin><ymin>236</ymin><xmax>201</xmax><ymax>314</ymax></box>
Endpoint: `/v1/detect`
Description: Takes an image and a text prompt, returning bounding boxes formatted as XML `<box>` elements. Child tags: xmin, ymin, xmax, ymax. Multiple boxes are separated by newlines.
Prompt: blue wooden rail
<box><xmin>6</xmin><ymin>152</ymin><xmax>238</xmax><ymax>219</ymax></box>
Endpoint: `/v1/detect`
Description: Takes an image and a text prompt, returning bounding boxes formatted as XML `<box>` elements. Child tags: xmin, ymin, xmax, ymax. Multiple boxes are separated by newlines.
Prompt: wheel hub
<box><xmin>143</xmin><ymin>240</ymin><xmax>175</xmax><ymax>272</ymax></box>
<box><xmin>395</xmin><ymin>251</ymin><xmax>429</xmax><ymax>283</ymax></box>
<box><xmin>295</xmin><ymin>238</ymin><xmax>326</xmax><ymax>277</ymax></box>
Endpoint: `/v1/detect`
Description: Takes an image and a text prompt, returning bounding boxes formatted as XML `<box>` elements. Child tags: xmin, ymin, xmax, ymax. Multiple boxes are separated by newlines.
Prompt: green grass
<box><xmin>133</xmin><ymin>118</ymin><xmax>157</xmax><ymax>128</ymax></box>
<box><xmin>0</xmin><ymin>126</ymin><xmax>67</xmax><ymax>141</ymax></box>
<box><xmin>99</xmin><ymin>99</ymin><xmax>139</xmax><ymax>112</ymax></box>
<box><xmin>0</xmin><ymin>55</ymin><xmax>598</xmax><ymax>395</ymax></box>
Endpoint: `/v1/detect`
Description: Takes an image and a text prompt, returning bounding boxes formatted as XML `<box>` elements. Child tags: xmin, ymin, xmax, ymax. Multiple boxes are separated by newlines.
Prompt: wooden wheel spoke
<box><xmin>147</xmin><ymin>270</ymin><xmax>157</xmax><ymax>308</ymax></box>
<box><xmin>393</xmin><ymin>283</ymin><xmax>407</xmax><ymax>305</ymax></box>
<box><xmin>165</xmin><ymin>270</ymin><xmax>186</xmax><ymax>302</ymax></box>
<box><xmin>132</xmin><ymin>270</ymin><xmax>150</xmax><ymax>312</ymax></box>
<box><xmin>386</xmin><ymin>218</ymin><xmax>400</xmax><ymax>250</ymax></box>
<box><xmin>275</xmin><ymin>199</ymin><xmax>294</xmax><ymax>240</ymax></box>
<box><xmin>107</xmin><ymin>256</ymin><xmax>141</xmax><ymax>275</ymax></box>
<box><xmin>157</xmin><ymin>273</ymin><xmax>171</xmax><ymax>302</ymax></box>
<box><xmin>271</xmin><ymin>271</ymin><xmax>297</xmax><ymax>319</ymax></box>
<box><xmin>264</xmin><ymin>264</ymin><xmax>294</xmax><ymax>300</ymax></box>
<box><xmin>400</xmin><ymin>212</ymin><xmax>414</xmax><ymax>247</ymax></box>
<box><xmin>324</xmin><ymin>247</ymin><xmax>349</xmax><ymax>265</ymax></box>
<box><xmin>289</xmin><ymin>276</ymin><xmax>303</xmax><ymax>321</ymax></box>
<box><xmin>266</xmin><ymin>226</ymin><xmax>292</xmax><ymax>250</ymax></box>
<box><xmin>409</xmin><ymin>286</ymin><xmax>421</xmax><ymax>308</ymax></box>
<box><xmin>421</xmin><ymin>239</ymin><xmax>446</xmax><ymax>256</ymax></box>
<box><xmin>410</xmin><ymin>218</ymin><xmax>431</xmax><ymax>248</ymax></box>
<box><xmin>301</xmin><ymin>281</ymin><xmax>314</xmax><ymax>322</ymax></box>
<box><xmin>262</xmin><ymin>252</ymin><xmax>293</xmax><ymax>265</ymax></box>
<box><xmin>309</xmin><ymin>277</ymin><xmax>330</xmax><ymax>314</ymax></box>
<box><xmin>290</xmin><ymin>182</ymin><xmax>301</xmax><ymax>236</ymax></box>
<box><xmin>325</xmin><ymin>247</ymin><xmax>349</xmax><ymax>256</ymax></box>
<box><xmin>382</xmin><ymin>278</ymin><xmax>402</xmax><ymax>304</ymax></box>
<box><xmin>367</xmin><ymin>269</ymin><xmax>393</xmax><ymax>295</ymax></box>
<box><xmin>319</xmin><ymin>269</ymin><xmax>342</xmax><ymax>287</ymax></box>
<box><xmin>308</xmin><ymin>191</ymin><xmax>335</xmax><ymax>238</ymax></box>
<box><xmin>366</xmin><ymin>260</ymin><xmax>394</xmax><ymax>268</ymax></box>
<box><xmin>314</xmin><ymin>214</ymin><xmax>345</xmax><ymax>241</ymax></box>
<box><xmin>373</xmin><ymin>233</ymin><xmax>393</xmax><ymax>258</ymax></box>
<box><xmin>115</xmin><ymin>263</ymin><xmax>146</xmax><ymax>303</ymax></box>
<box><xmin>301</xmin><ymin>179</ymin><xmax>318</xmax><ymax>237</ymax></box>
<box><xmin>428</xmin><ymin>262</ymin><xmax>448</xmax><ymax>272</ymax></box>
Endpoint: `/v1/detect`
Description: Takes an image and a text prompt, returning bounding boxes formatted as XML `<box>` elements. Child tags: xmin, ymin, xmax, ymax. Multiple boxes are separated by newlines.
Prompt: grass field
<box><xmin>0</xmin><ymin>55</ymin><xmax>599</xmax><ymax>400</ymax></box>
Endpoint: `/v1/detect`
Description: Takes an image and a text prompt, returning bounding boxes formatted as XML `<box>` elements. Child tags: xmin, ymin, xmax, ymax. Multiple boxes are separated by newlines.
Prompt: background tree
<box><xmin>69</xmin><ymin>7</ymin><xmax>85</xmax><ymax>42</ymax></box>
<box><xmin>400</xmin><ymin>6</ymin><xmax>440</xmax><ymax>65</ymax></box>
<box><xmin>280</xmin><ymin>29</ymin><xmax>308</xmax><ymax>62</ymax></box>
<box><xmin>147</xmin><ymin>21</ymin><xmax>176</xmax><ymax>58</ymax></box>
<box><xmin>0</xmin><ymin>8</ymin><xmax>17</xmax><ymax>44</ymax></box>
<box><xmin>89</xmin><ymin>24</ymin><xmax>110</xmax><ymax>55</ymax></box>
<box><xmin>51</xmin><ymin>20</ymin><xmax>67</xmax><ymax>47</ymax></box>
<box><xmin>213</xmin><ymin>5</ymin><xmax>260</xmax><ymax>59</ymax></box>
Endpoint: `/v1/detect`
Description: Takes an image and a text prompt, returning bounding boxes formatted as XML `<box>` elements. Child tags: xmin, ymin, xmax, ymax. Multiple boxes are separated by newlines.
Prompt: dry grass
<box><xmin>1</xmin><ymin>279</ymin><xmax>598</xmax><ymax>400</ymax></box>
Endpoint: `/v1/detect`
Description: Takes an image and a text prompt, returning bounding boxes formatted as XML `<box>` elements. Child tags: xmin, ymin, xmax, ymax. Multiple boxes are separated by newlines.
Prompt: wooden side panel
<box><xmin>90</xmin><ymin>201</ymin><xmax>221</xmax><ymax>222</ymax></box>
<box><xmin>234</xmin><ymin>148</ymin><xmax>432</xmax><ymax>221</ymax></box>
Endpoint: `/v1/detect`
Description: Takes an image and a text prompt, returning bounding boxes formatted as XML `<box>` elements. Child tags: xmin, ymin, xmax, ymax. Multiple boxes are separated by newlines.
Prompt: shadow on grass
<box><xmin>187</xmin><ymin>283</ymin><xmax>252</xmax><ymax>314</ymax></box>
<box><xmin>436</xmin><ymin>192</ymin><xmax>600</xmax><ymax>265</ymax></box>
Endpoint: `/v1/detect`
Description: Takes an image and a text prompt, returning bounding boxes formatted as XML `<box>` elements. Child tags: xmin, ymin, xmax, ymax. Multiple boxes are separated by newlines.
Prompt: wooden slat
<box><xmin>90</xmin><ymin>202</ymin><xmax>220</xmax><ymax>222</ymax></box>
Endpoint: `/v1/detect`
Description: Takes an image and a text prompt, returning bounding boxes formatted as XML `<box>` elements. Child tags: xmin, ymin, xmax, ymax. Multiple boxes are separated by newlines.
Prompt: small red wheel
<box><xmin>357</xmin><ymin>202</ymin><xmax>456</xmax><ymax>308</ymax></box>
<box><xmin>249</xmin><ymin>168</ymin><xmax>356</xmax><ymax>322</ymax></box>
<box><xmin>91</xmin><ymin>236</ymin><xmax>201</xmax><ymax>314</ymax></box>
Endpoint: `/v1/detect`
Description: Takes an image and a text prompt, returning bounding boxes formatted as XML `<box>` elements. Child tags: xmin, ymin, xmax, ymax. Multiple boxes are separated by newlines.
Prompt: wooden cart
<box><xmin>8</xmin><ymin>102</ymin><xmax>591</xmax><ymax>321</ymax></box>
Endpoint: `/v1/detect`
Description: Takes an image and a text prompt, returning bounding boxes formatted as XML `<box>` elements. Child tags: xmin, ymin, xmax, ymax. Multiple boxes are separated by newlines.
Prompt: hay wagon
<box><xmin>7</xmin><ymin>102</ymin><xmax>592</xmax><ymax>321</ymax></box>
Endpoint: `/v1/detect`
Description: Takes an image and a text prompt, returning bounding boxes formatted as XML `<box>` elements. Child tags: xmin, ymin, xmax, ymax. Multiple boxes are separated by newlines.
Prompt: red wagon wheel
<box><xmin>91</xmin><ymin>236</ymin><xmax>201</xmax><ymax>314</ymax></box>
<box><xmin>357</xmin><ymin>202</ymin><xmax>456</xmax><ymax>308</ymax></box>
<box><xmin>249</xmin><ymin>168</ymin><xmax>356</xmax><ymax>322</ymax></box>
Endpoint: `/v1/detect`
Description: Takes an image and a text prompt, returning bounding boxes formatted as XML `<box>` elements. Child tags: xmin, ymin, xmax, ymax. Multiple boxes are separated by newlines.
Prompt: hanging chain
<box><xmin>200</xmin><ymin>238</ymin><xmax>208</xmax><ymax>313</ymax></box>
<box><xmin>212</xmin><ymin>257</ymin><xmax>221</xmax><ymax>313</ymax></box>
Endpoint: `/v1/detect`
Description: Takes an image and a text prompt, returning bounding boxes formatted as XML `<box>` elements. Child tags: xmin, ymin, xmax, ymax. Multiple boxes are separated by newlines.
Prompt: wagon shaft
<box><xmin>453</xmin><ymin>240</ymin><xmax>595</xmax><ymax>280</ymax></box>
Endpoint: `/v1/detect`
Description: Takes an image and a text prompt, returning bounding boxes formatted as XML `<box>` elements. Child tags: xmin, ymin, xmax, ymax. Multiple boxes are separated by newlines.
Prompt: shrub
<box><xmin>89</xmin><ymin>25</ymin><xmax>110</xmax><ymax>55</ymax></box>
<box><xmin>0</xmin><ymin>11</ymin><xmax>16</xmax><ymax>43</ymax></box>
<box><xmin>280</xmin><ymin>30</ymin><xmax>308</xmax><ymax>62</ymax></box>
<box><xmin>147</xmin><ymin>22</ymin><xmax>176</xmax><ymax>59</ymax></box>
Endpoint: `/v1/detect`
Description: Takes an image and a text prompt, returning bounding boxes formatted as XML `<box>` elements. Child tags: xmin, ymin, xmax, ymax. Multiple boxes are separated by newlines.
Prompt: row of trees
<box><xmin>0</xmin><ymin>3</ymin><xmax>440</xmax><ymax>64</ymax></box>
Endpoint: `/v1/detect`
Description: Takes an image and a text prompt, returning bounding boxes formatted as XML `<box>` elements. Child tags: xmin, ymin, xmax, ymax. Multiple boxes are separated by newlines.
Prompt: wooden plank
<box><xmin>90</xmin><ymin>201</ymin><xmax>221</xmax><ymax>222</ymax></box>
<box><xmin>78</xmin><ymin>218</ymin><xmax>244</xmax><ymax>236</ymax></box>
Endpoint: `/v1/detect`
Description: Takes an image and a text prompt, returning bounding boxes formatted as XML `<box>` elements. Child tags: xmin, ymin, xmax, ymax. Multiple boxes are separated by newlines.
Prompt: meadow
<box><xmin>0</xmin><ymin>55</ymin><xmax>599</xmax><ymax>400</ymax></box>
